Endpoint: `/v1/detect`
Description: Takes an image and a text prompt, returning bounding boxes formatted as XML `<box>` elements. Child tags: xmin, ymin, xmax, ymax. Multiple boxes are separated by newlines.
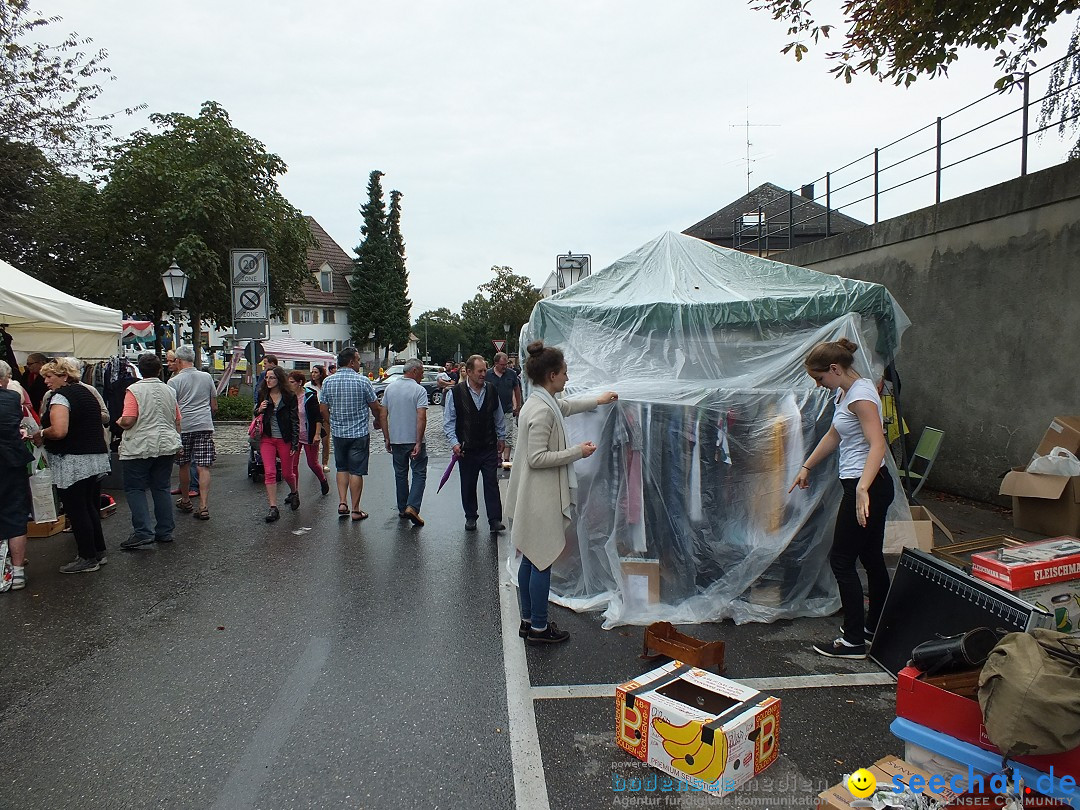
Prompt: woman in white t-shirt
<box><xmin>789</xmin><ymin>338</ymin><xmax>893</xmax><ymax>660</ymax></box>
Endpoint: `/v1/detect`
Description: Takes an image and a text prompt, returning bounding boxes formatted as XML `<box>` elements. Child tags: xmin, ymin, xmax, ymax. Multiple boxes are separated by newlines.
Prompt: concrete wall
<box><xmin>781</xmin><ymin>161</ymin><xmax>1080</xmax><ymax>503</ymax></box>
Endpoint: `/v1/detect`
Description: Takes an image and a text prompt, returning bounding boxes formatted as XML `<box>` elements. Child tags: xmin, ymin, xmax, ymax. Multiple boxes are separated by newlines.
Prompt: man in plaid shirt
<box><xmin>319</xmin><ymin>347</ymin><xmax>383</xmax><ymax>521</ymax></box>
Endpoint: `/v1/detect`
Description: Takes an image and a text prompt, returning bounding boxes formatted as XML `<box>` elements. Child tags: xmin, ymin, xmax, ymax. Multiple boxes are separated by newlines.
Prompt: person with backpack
<box><xmin>288</xmin><ymin>370</ymin><xmax>330</xmax><ymax>496</ymax></box>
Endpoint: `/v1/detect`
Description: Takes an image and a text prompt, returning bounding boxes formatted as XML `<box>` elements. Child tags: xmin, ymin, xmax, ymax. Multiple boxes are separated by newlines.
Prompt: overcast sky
<box><xmin>43</xmin><ymin>1</ymin><xmax>1076</xmax><ymax>317</ymax></box>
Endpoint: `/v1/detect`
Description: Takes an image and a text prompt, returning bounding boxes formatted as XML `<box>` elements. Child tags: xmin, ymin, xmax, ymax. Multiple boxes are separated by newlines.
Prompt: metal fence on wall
<box><xmin>735</xmin><ymin>51</ymin><xmax>1080</xmax><ymax>254</ymax></box>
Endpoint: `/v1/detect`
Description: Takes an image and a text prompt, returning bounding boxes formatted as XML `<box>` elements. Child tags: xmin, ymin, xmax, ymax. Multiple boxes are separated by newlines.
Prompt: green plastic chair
<box><xmin>897</xmin><ymin>427</ymin><xmax>944</xmax><ymax>501</ymax></box>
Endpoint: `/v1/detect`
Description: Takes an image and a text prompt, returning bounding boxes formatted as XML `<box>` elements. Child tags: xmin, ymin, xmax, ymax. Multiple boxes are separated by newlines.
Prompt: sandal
<box><xmin>338</xmin><ymin>502</ymin><xmax>349</xmax><ymax>519</ymax></box>
<box><xmin>175</xmin><ymin>498</ymin><xmax>193</xmax><ymax>513</ymax></box>
<box><xmin>193</xmin><ymin>507</ymin><xmax>210</xmax><ymax>521</ymax></box>
<box><xmin>351</xmin><ymin>510</ymin><xmax>369</xmax><ymax>521</ymax></box>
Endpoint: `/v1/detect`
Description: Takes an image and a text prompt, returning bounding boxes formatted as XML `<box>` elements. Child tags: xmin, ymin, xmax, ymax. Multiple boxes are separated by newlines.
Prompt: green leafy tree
<box><xmin>101</xmin><ymin>101</ymin><xmax>314</xmax><ymax>362</ymax></box>
<box><xmin>351</xmin><ymin>170</ymin><xmax>394</xmax><ymax>359</ymax></box>
<box><xmin>0</xmin><ymin>138</ymin><xmax>111</xmax><ymax>303</ymax></box>
<box><xmin>459</xmin><ymin>292</ymin><xmax>493</xmax><ymax>359</ymax></box>
<box><xmin>477</xmin><ymin>265</ymin><xmax>542</xmax><ymax>357</ymax></box>
<box><xmin>414</xmin><ymin>307</ymin><xmax>465</xmax><ymax>364</ymax></box>
<box><xmin>1040</xmin><ymin>20</ymin><xmax>1080</xmax><ymax>158</ymax></box>
<box><xmin>384</xmin><ymin>189</ymin><xmax>412</xmax><ymax>360</ymax></box>
<box><xmin>752</xmin><ymin>1</ymin><xmax>1078</xmax><ymax>86</ymax></box>
<box><xmin>0</xmin><ymin>0</ymin><xmax>141</xmax><ymax>168</ymax></box>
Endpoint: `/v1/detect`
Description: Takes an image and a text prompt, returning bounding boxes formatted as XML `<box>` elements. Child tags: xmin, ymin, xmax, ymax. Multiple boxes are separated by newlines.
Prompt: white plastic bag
<box><xmin>29</xmin><ymin>468</ymin><xmax>57</xmax><ymax>523</ymax></box>
<box><xmin>1026</xmin><ymin>446</ymin><xmax>1080</xmax><ymax>477</ymax></box>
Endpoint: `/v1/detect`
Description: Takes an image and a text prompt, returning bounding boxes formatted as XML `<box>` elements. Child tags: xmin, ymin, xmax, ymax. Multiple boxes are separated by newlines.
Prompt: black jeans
<box><xmin>830</xmin><ymin>468</ymin><xmax>894</xmax><ymax>645</ymax></box>
<box><xmin>458</xmin><ymin>447</ymin><xmax>502</xmax><ymax>523</ymax></box>
<box><xmin>58</xmin><ymin>476</ymin><xmax>106</xmax><ymax>560</ymax></box>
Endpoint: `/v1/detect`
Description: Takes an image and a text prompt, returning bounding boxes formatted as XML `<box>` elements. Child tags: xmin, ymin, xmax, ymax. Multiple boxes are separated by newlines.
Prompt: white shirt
<box><xmin>833</xmin><ymin>378</ymin><xmax>885</xmax><ymax>479</ymax></box>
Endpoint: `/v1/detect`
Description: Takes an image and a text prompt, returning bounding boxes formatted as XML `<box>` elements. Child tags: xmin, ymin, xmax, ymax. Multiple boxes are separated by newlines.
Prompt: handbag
<box><xmin>979</xmin><ymin>629</ymin><xmax>1080</xmax><ymax>758</ymax></box>
<box><xmin>909</xmin><ymin>626</ymin><xmax>1000</xmax><ymax>677</ymax></box>
<box><xmin>247</xmin><ymin>413</ymin><xmax>263</xmax><ymax>442</ymax></box>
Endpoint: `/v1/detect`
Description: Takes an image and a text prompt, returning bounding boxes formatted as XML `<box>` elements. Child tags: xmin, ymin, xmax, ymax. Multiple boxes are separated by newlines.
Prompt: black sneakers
<box><xmin>813</xmin><ymin>637</ymin><xmax>867</xmax><ymax>659</ymax></box>
<box><xmin>518</xmin><ymin>620</ymin><xmax>531</xmax><ymax>638</ymax></box>
<box><xmin>464</xmin><ymin>519</ymin><xmax>477</xmax><ymax>531</ymax></box>
<box><xmin>320</xmin><ymin>479</ymin><xmax>330</xmax><ymax>496</ymax></box>
<box><xmin>265</xmin><ymin>506</ymin><xmax>280</xmax><ymax>523</ymax></box>
<box><xmin>527</xmin><ymin>622</ymin><xmax>570</xmax><ymax>645</ymax></box>
<box><xmin>489</xmin><ymin>521</ymin><xmax>506</xmax><ymax>532</ymax></box>
<box><xmin>286</xmin><ymin>491</ymin><xmax>300</xmax><ymax>511</ymax></box>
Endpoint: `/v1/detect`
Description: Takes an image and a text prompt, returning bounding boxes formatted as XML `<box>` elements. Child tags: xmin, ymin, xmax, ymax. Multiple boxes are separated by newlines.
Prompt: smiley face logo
<box><xmin>847</xmin><ymin>768</ymin><xmax>877</xmax><ymax>799</ymax></box>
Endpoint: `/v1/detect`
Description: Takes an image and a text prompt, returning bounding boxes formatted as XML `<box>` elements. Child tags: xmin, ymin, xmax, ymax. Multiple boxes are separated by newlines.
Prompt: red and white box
<box><xmin>969</xmin><ymin>536</ymin><xmax>1080</xmax><ymax>591</ymax></box>
<box><xmin>895</xmin><ymin>666</ymin><xmax>1080</xmax><ymax>780</ymax></box>
<box><xmin>615</xmin><ymin>660</ymin><xmax>780</xmax><ymax>797</ymax></box>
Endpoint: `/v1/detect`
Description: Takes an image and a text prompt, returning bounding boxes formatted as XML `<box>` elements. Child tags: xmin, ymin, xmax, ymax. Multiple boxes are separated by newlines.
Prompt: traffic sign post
<box><xmin>492</xmin><ymin>339</ymin><xmax>506</xmax><ymax>353</ymax></box>
<box><xmin>230</xmin><ymin>248</ymin><xmax>270</xmax><ymax>341</ymax></box>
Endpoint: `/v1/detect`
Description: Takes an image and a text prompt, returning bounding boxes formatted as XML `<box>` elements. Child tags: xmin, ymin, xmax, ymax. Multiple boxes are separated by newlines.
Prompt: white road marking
<box><xmin>498</xmin><ymin>533</ymin><xmax>551</xmax><ymax>810</ymax></box>
<box><xmin>530</xmin><ymin>671</ymin><xmax>893</xmax><ymax>700</ymax></box>
<box><xmin>212</xmin><ymin>636</ymin><xmax>330</xmax><ymax>809</ymax></box>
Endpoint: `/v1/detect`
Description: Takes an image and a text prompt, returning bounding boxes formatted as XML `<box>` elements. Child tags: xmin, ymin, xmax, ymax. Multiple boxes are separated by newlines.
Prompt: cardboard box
<box><xmin>27</xmin><ymin>515</ymin><xmax>66</xmax><ymax>538</ymax></box>
<box><xmin>1032</xmin><ymin>416</ymin><xmax>1080</xmax><ymax>462</ymax></box>
<box><xmin>885</xmin><ymin>505</ymin><xmax>954</xmax><ymax>554</ymax></box>
<box><xmin>1017</xmin><ymin>579</ymin><xmax>1080</xmax><ymax>636</ymax></box>
<box><xmin>620</xmin><ymin>558</ymin><xmax>660</xmax><ymax>606</ymax></box>
<box><xmin>895</xmin><ymin>665</ymin><xmax>1080</xmax><ymax>779</ymax></box>
<box><xmin>817</xmin><ymin>755</ymin><xmax>960</xmax><ymax>810</ymax></box>
<box><xmin>969</xmin><ymin>536</ymin><xmax>1080</xmax><ymax>590</ymax></box>
<box><xmin>999</xmin><ymin>468</ymin><xmax>1080</xmax><ymax>537</ymax></box>
<box><xmin>615</xmin><ymin>661</ymin><xmax>780</xmax><ymax>797</ymax></box>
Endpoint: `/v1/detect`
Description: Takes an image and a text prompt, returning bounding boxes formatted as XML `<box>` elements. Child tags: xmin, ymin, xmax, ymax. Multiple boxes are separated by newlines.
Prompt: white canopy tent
<box><xmin>0</xmin><ymin>259</ymin><xmax>122</xmax><ymax>360</ymax></box>
<box><xmin>259</xmin><ymin>336</ymin><xmax>336</xmax><ymax>365</ymax></box>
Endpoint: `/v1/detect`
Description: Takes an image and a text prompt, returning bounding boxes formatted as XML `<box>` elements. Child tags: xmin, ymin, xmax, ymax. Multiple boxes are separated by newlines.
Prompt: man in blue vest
<box><xmin>443</xmin><ymin>354</ymin><xmax>505</xmax><ymax>532</ymax></box>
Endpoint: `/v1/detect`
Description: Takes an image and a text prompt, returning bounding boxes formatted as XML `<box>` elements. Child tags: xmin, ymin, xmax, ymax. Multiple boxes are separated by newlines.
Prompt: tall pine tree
<box><xmin>384</xmin><ymin>189</ymin><xmax>412</xmax><ymax>364</ymax></box>
<box><xmin>350</xmin><ymin>170</ymin><xmax>394</xmax><ymax>358</ymax></box>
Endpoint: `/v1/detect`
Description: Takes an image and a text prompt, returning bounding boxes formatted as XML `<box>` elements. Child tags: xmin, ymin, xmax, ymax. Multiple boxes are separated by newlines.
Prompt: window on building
<box><xmin>294</xmin><ymin>360</ymin><xmax>310</xmax><ymax>371</ymax></box>
<box><xmin>741</xmin><ymin>212</ymin><xmax>764</xmax><ymax>228</ymax></box>
<box><xmin>293</xmin><ymin>309</ymin><xmax>316</xmax><ymax>324</ymax></box>
<box><xmin>323</xmin><ymin>309</ymin><xmax>336</xmax><ymax>324</ymax></box>
<box><xmin>319</xmin><ymin>268</ymin><xmax>333</xmax><ymax>293</ymax></box>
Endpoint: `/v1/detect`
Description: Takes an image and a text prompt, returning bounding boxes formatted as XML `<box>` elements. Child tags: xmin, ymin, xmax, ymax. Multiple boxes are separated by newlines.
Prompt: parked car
<box><xmin>373</xmin><ymin>367</ymin><xmax>444</xmax><ymax>405</ymax></box>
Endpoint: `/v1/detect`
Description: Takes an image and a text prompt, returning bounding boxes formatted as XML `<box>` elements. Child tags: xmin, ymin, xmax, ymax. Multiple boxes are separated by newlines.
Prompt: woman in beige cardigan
<box><xmin>505</xmin><ymin>341</ymin><xmax>618</xmax><ymax>645</ymax></box>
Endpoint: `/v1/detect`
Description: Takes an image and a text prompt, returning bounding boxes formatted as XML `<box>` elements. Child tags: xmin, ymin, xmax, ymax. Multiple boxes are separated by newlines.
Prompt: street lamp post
<box><xmin>503</xmin><ymin>322</ymin><xmax>510</xmax><ymax>355</ymax></box>
<box><xmin>160</xmin><ymin>258</ymin><xmax>189</xmax><ymax>351</ymax></box>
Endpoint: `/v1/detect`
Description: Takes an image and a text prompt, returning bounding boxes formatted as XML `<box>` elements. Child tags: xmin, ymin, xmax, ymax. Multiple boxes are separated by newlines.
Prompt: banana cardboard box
<box><xmin>1017</xmin><ymin>579</ymin><xmax>1080</xmax><ymax>636</ymax></box>
<box><xmin>615</xmin><ymin>660</ymin><xmax>780</xmax><ymax>797</ymax></box>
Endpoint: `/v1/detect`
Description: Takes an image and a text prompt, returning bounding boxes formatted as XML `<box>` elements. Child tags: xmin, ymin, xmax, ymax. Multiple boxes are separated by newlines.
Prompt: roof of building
<box><xmin>683</xmin><ymin>182</ymin><xmax>866</xmax><ymax>242</ymax></box>
<box><xmin>295</xmin><ymin>216</ymin><xmax>353</xmax><ymax>307</ymax></box>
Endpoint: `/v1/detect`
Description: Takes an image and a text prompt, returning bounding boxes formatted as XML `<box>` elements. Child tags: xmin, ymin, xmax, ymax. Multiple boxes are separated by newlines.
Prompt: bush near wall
<box><xmin>216</xmin><ymin>395</ymin><xmax>254</xmax><ymax>421</ymax></box>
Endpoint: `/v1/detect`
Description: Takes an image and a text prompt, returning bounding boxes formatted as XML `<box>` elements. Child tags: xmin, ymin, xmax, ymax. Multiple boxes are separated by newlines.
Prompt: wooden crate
<box><xmin>27</xmin><ymin>515</ymin><xmax>67</xmax><ymax>538</ymax></box>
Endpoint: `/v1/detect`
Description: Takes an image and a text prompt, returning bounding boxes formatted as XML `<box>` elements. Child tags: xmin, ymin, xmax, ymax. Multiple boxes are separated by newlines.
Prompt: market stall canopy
<box><xmin>259</xmin><ymin>337</ymin><xmax>336</xmax><ymax>364</ymax></box>
<box><xmin>122</xmin><ymin>320</ymin><xmax>155</xmax><ymax>343</ymax></box>
<box><xmin>525</xmin><ymin>231</ymin><xmax>909</xmax><ymax>395</ymax></box>
<box><xmin>517</xmin><ymin>231</ymin><xmax>913</xmax><ymax>629</ymax></box>
<box><xmin>0</xmin><ymin>259</ymin><xmax>122</xmax><ymax>360</ymax></box>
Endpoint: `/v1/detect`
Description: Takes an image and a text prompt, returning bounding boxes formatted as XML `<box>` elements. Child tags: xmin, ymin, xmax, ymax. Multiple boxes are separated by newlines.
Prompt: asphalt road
<box><xmin>0</xmin><ymin>451</ymin><xmax>997</xmax><ymax>809</ymax></box>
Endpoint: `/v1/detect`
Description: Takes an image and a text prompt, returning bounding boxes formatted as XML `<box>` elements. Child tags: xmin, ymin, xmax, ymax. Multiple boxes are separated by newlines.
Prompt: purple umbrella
<box><xmin>437</xmin><ymin>453</ymin><xmax>459</xmax><ymax>493</ymax></box>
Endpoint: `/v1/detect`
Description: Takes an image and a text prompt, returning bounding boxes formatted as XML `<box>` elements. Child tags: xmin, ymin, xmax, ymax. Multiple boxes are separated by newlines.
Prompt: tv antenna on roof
<box><xmin>730</xmin><ymin>105</ymin><xmax>779</xmax><ymax>194</ymax></box>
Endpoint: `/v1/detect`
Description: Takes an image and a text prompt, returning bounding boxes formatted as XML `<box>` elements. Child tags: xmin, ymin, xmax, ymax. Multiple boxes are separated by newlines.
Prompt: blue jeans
<box><xmin>188</xmin><ymin>459</ymin><xmax>199</xmax><ymax>494</ymax></box>
<box><xmin>123</xmin><ymin>455</ymin><xmax>176</xmax><ymax>540</ymax></box>
<box><xmin>518</xmin><ymin>554</ymin><xmax>552</xmax><ymax>629</ymax></box>
<box><xmin>391</xmin><ymin>443</ymin><xmax>428</xmax><ymax>514</ymax></box>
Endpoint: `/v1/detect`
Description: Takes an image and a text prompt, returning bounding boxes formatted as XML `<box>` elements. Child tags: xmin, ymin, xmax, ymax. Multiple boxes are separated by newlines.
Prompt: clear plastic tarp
<box><xmin>512</xmin><ymin>232</ymin><xmax>912</xmax><ymax>628</ymax></box>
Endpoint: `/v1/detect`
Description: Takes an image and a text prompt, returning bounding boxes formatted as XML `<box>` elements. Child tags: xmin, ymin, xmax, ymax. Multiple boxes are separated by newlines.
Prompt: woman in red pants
<box><xmin>255</xmin><ymin>367</ymin><xmax>300</xmax><ymax>522</ymax></box>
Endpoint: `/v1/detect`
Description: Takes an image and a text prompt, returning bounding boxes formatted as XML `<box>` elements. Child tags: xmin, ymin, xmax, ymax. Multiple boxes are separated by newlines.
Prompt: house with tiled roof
<box><xmin>268</xmin><ymin>216</ymin><xmax>352</xmax><ymax>361</ymax></box>
<box><xmin>684</xmin><ymin>182</ymin><xmax>866</xmax><ymax>257</ymax></box>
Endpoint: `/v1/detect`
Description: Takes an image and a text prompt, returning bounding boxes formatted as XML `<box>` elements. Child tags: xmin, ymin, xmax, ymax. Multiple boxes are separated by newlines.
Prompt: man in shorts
<box><xmin>320</xmin><ymin>347</ymin><xmax>383</xmax><ymax>521</ymax></box>
<box><xmin>167</xmin><ymin>345</ymin><xmax>216</xmax><ymax>520</ymax></box>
